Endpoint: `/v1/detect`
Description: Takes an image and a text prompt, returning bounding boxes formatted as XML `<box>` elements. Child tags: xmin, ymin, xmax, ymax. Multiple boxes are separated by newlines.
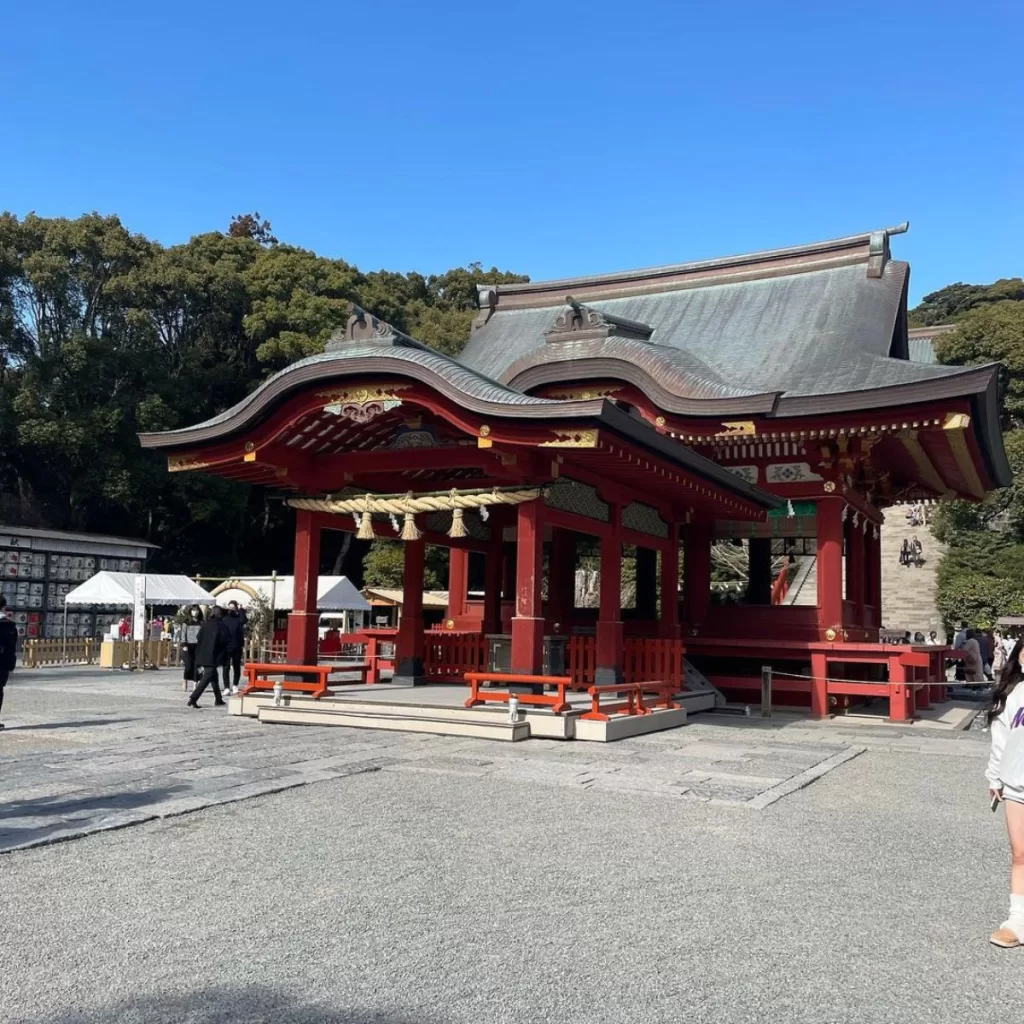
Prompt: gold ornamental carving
<box><xmin>168</xmin><ymin>454</ymin><xmax>210</xmax><ymax>473</ymax></box>
<box><xmin>547</xmin><ymin>387</ymin><xmax>619</xmax><ymax>401</ymax></box>
<box><xmin>538</xmin><ymin>428</ymin><xmax>599</xmax><ymax>449</ymax></box>
<box><xmin>714</xmin><ymin>420</ymin><xmax>756</xmax><ymax>438</ymax></box>
<box><xmin>315</xmin><ymin>384</ymin><xmax>409</xmax><ymax>405</ymax></box>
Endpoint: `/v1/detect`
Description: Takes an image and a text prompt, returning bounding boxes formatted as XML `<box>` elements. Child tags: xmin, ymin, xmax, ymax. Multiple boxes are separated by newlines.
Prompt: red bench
<box><xmin>582</xmin><ymin>682</ymin><xmax>679</xmax><ymax>722</ymax></box>
<box><xmin>241</xmin><ymin>661</ymin><xmax>370</xmax><ymax>700</ymax></box>
<box><xmin>464</xmin><ymin>672</ymin><xmax>574</xmax><ymax>714</ymax></box>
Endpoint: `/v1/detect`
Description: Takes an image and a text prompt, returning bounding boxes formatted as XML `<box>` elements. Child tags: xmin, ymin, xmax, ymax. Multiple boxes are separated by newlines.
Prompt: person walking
<box><xmin>181</xmin><ymin>606</ymin><xmax>203</xmax><ymax>693</ymax></box>
<box><xmin>187</xmin><ymin>607</ymin><xmax>227</xmax><ymax>709</ymax></box>
<box><xmin>911</xmin><ymin>535</ymin><xmax>924</xmax><ymax>567</ymax></box>
<box><xmin>899</xmin><ymin>539</ymin><xmax>911</xmax><ymax>567</ymax></box>
<box><xmin>220</xmin><ymin>600</ymin><xmax>246</xmax><ymax>695</ymax></box>
<box><xmin>963</xmin><ymin>629</ymin><xmax>986</xmax><ymax>685</ymax></box>
<box><xmin>0</xmin><ymin>598</ymin><xmax>18</xmax><ymax>729</ymax></box>
<box><xmin>986</xmin><ymin>639</ymin><xmax>1024</xmax><ymax>947</ymax></box>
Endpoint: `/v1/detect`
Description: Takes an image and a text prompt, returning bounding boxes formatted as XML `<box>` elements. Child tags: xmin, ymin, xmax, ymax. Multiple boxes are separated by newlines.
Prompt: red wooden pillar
<box><xmin>889</xmin><ymin>656</ymin><xmax>914</xmax><ymax>722</ymax></box>
<box><xmin>548</xmin><ymin>527</ymin><xmax>576</xmax><ymax>633</ymax></box>
<box><xmin>816</xmin><ymin>498</ymin><xmax>844</xmax><ymax>638</ymax></box>
<box><xmin>635</xmin><ymin>547</ymin><xmax>658</xmax><ymax>622</ymax></box>
<box><xmin>848</xmin><ymin>517</ymin><xmax>865</xmax><ymax>632</ymax></box>
<box><xmin>510</xmin><ymin>499</ymin><xmax>545</xmax><ymax>676</ymax></box>
<box><xmin>286</xmin><ymin>509</ymin><xmax>321</xmax><ymax>664</ymax></box>
<box><xmin>867</xmin><ymin>524</ymin><xmax>882</xmax><ymax>627</ymax></box>
<box><xmin>659</xmin><ymin>523</ymin><xmax>681</xmax><ymax>639</ymax></box>
<box><xmin>810</xmin><ymin>651</ymin><xmax>829</xmax><ymax>719</ymax></box>
<box><xmin>596</xmin><ymin>503</ymin><xmax>623</xmax><ymax>684</ymax></box>
<box><xmin>446</xmin><ymin>547</ymin><xmax>469</xmax><ymax>627</ymax></box>
<box><xmin>482</xmin><ymin>542</ymin><xmax>503</xmax><ymax>635</ymax></box>
<box><xmin>394</xmin><ymin>539</ymin><xmax>426</xmax><ymax>686</ymax></box>
<box><xmin>682</xmin><ymin>521</ymin><xmax>712</xmax><ymax>632</ymax></box>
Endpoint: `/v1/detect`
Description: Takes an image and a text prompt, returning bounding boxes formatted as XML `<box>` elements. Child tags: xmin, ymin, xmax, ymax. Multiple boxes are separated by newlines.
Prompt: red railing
<box><xmin>582</xmin><ymin>682</ymin><xmax>680</xmax><ymax>721</ymax></box>
<box><xmin>464</xmin><ymin>672</ymin><xmax>574</xmax><ymax>713</ymax></box>
<box><xmin>567</xmin><ymin>636</ymin><xmax>684</xmax><ymax>689</ymax></box>
<box><xmin>770</xmin><ymin>556</ymin><xmax>791</xmax><ymax>606</ymax></box>
<box><xmin>425</xmin><ymin>631</ymin><xmax>489</xmax><ymax>682</ymax></box>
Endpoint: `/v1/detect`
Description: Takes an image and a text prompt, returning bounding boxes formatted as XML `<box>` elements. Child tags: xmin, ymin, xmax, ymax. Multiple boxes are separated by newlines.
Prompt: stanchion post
<box><xmin>761</xmin><ymin>664</ymin><xmax>772</xmax><ymax>717</ymax></box>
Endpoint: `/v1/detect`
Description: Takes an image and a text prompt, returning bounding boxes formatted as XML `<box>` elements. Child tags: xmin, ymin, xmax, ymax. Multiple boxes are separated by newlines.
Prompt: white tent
<box><xmin>212</xmin><ymin>575</ymin><xmax>370</xmax><ymax>612</ymax></box>
<box><xmin>64</xmin><ymin>572</ymin><xmax>216</xmax><ymax>607</ymax></box>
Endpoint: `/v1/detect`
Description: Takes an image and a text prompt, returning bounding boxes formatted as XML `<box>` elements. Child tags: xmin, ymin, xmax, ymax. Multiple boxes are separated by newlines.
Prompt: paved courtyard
<box><xmin>0</xmin><ymin>667</ymin><xmax>1017</xmax><ymax>1023</ymax></box>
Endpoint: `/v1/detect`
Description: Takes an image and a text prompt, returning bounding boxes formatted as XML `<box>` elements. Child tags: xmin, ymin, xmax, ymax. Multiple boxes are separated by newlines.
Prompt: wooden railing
<box><xmin>22</xmin><ymin>638</ymin><xmax>181</xmax><ymax>669</ymax></box>
<box><xmin>464</xmin><ymin>672</ymin><xmax>573</xmax><ymax>713</ymax></box>
<box><xmin>23</xmin><ymin>638</ymin><xmax>99</xmax><ymax>667</ymax></box>
<box><xmin>424</xmin><ymin>631</ymin><xmax>488</xmax><ymax>682</ymax></box>
<box><xmin>771</xmin><ymin>556</ymin><xmax>792</xmax><ymax>605</ymax></box>
<box><xmin>567</xmin><ymin>636</ymin><xmax>684</xmax><ymax>689</ymax></box>
<box><xmin>582</xmin><ymin>682</ymin><xmax>679</xmax><ymax>722</ymax></box>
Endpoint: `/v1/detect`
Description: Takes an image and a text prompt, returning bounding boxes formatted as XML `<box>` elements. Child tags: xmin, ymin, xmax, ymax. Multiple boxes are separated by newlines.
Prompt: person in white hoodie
<box><xmin>986</xmin><ymin>637</ymin><xmax>1024</xmax><ymax>947</ymax></box>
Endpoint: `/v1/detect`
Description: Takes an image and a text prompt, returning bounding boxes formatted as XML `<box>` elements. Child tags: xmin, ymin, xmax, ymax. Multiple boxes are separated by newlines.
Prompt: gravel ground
<box><xmin>0</xmin><ymin>737</ymin><xmax>1013</xmax><ymax>1024</ymax></box>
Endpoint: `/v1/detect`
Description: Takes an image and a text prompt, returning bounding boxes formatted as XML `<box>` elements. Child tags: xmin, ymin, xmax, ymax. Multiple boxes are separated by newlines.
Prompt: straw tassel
<box><xmin>448</xmin><ymin>508</ymin><xmax>467</xmax><ymax>538</ymax></box>
<box><xmin>401</xmin><ymin>511</ymin><xmax>421</xmax><ymax>542</ymax></box>
<box><xmin>356</xmin><ymin>495</ymin><xmax>375</xmax><ymax>539</ymax></box>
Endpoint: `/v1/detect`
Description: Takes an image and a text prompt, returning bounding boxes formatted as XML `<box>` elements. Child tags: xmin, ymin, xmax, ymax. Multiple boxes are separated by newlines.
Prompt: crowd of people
<box><xmin>179</xmin><ymin>601</ymin><xmax>247</xmax><ymax>709</ymax></box>
<box><xmin>898</xmin><ymin>535</ymin><xmax>925</xmax><ymax>567</ymax></box>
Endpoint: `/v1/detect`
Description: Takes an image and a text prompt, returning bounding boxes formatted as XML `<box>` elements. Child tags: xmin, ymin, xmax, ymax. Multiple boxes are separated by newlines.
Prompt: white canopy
<box><xmin>212</xmin><ymin>575</ymin><xmax>370</xmax><ymax>613</ymax></box>
<box><xmin>64</xmin><ymin>572</ymin><xmax>216</xmax><ymax>607</ymax></box>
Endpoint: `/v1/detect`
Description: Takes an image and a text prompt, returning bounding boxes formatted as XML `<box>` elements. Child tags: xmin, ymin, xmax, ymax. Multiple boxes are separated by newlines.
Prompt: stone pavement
<box><xmin>0</xmin><ymin>666</ymin><xmax>934</xmax><ymax>853</ymax></box>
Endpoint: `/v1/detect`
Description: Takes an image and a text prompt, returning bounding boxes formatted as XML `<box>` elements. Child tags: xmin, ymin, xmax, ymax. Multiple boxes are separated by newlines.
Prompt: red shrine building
<box><xmin>139</xmin><ymin>224</ymin><xmax>1009</xmax><ymax>718</ymax></box>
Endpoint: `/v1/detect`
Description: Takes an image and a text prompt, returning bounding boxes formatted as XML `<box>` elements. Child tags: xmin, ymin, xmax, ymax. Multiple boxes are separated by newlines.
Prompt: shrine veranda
<box><xmin>139</xmin><ymin>224</ymin><xmax>1008</xmax><ymax>723</ymax></box>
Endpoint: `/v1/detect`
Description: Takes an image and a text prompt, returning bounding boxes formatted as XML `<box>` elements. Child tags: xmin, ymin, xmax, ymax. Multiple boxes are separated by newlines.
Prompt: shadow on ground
<box><xmin>9</xmin><ymin>985</ymin><xmax>435</xmax><ymax>1024</ymax></box>
<box><xmin>0</xmin><ymin>785</ymin><xmax>188</xmax><ymax>822</ymax></box>
<box><xmin>5</xmin><ymin>718</ymin><xmax>140</xmax><ymax>731</ymax></box>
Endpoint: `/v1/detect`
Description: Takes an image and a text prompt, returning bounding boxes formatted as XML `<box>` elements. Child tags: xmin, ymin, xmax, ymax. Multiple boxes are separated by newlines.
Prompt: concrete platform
<box><xmin>257</xmin><ymin>704</ymin><xmax>530</xmax><ymax>741</ymax></box>
<box><xmin>229</xmin><ymin>681</ymin><xmax>715</xmax><ymax>742</ymax></box>
<box><xmin>574</xmin><ymin>706</ymin><xmax>688</xmax><ymax>742</ymax></box>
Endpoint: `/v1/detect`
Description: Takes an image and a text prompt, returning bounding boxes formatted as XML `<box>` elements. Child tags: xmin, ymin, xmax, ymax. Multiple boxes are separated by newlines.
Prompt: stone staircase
<box><xmin>880</xmin><ymin>506</ymin><xmax>945</xmax><ymax>636</ymax></box>
<box><xmin>783</xmin><ymin>555</ymin><xmax>817</xmax><ymax>606</ymax></box>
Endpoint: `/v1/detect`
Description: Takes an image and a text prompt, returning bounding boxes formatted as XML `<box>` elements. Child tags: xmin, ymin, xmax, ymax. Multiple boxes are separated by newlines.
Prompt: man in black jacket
<box><xmin>0</xmin><ymin>597</ymin><xmax>18</xmax><ymax>729</ymax></box>
<box><xmin>187</xmin><ymin>607</ymin><xmax>227</xmax><ymax>709</ymax></box>
<box><xmin>220</xmin><ymin>601</ymin><xmax>246</xmax><ymax>694</ymax></box>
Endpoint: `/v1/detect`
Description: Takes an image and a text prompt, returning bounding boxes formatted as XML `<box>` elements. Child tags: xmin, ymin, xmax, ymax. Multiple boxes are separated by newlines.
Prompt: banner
<box><xmin>133</xmin><ymin>575</ymin><xmax>146</xmax><ymax>642</ymax></box>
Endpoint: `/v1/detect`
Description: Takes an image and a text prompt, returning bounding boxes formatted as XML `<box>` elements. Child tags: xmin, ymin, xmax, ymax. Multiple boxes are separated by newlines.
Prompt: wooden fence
<box><xmin>567</xmin><ymin>636</ymin><xmax>684</xmax><ymax>689</ymax></box>
<box><xmin>22</xmin><ymin>638</ymin><xmax>181</xmax><ymax>669</ymax></box>
<box><xmin>424</xmin><ymin>632</ymin><xmax>489</xmax><ymax>682</ymax></box>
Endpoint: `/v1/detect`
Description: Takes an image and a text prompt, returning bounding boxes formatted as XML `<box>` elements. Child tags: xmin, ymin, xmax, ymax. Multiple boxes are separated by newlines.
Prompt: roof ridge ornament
<box><xmin>867</xmin><ymin>221</ymin><xmax>909</xmax><ymax>279</ymax></box>
<box><xmin>545</xmin><ymin>296</ymin><xmax>654</xmax><ymax>343</ymax></box>
<box><xmin>325</xmin><ymin>304</ymin><xmax>426</xmax><ymax>351</ymax></box>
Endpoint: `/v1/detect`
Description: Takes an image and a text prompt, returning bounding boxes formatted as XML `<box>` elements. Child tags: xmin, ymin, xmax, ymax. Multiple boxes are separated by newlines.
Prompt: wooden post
<box><xmin>810</xmin><ymin>651</ymin><xmax>829</xmax><ymax>719</ymax></box>
<box><xmin>849</xmin><ymin>518</ymin><xmax>866</xmax><ymax>630</ymax></box>
<box><xmin>510</xmin><ymin>499</ymin><xmax>544</xmax><ymax>679</ymax></box>
<box><xmin>659</xmin><ymin>523</ymin><xmax>681</xmax><ymax>638</ymax></box>
<box><xmin>682</xmin><ymin>521</ymin><xmax>712</xmax><ymax>632</ymax></box>
<box><xmin>596</xmin><ymin>503</ymin><xmax>623</xmax><ymax>684</ymax></box>
<box><xmin>761</xmin><ymin>665</ymin><xmax>772</xmax><ymax>717</ymax></box>
<box><xmin>635</xmin><ymin>547</ymin><xmax>658</xmax><ymax>622</ymax></box>
<box><xmin>446</xmin><ymin>548</ymin><xmax>469</xmax><ymax>626</ymax></box>
<box><xmin>483</xmin><ymin>542</ymin><xmax>503</xmax><ymax>634</ymax></box>
<box><xmin>816</xmin><ymin>498</ymin><xmax>844</xmax><ymax>638</ymax></box>
<box><xmin>394</xmin><ymin>539</ymin><xmax>426</xmax><ymax>686</ymax></box>
<box><xmin>286</xmin><ymin>509</ymin><xmax>321</xmax><ymax>665</ymax></box>
<box><xmin>547</xmin><ymin>527</ymin><xmax>577</xmax><ymax>632</ymax></box>
<box><xmin>747</xmin><ymin>538</ymin><xmax>772</xmax><ymax>606</ymax></box>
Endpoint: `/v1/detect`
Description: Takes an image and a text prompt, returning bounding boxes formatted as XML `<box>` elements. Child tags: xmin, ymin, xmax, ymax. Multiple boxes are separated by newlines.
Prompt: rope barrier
<box><xmin>288</xmin><ymin>485</ymin><xmax>543</xmax><ymax>540</ymax></box>
<box><xmin>771</xmin><ymin>670</ymin><xmax>946</xmax><ymax>686</ymax></box>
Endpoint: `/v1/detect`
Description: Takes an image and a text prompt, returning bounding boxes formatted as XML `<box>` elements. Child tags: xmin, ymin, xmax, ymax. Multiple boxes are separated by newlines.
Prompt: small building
<box><xmin>362</xmin><ymin>587</ymin><xmax>449</xmax><ymax>629</ymax></box>
<box><xmin>0</xmin><ymin>525</ymin><xmax>156</xmax><ymax>641</ymax></box>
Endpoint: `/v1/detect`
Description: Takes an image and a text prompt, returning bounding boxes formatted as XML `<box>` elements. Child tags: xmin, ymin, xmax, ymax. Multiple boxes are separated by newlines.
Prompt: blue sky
<box><xmin>2</xmin><ymin>0</ymin><xmax>1020</xmax><ymax>304</ymax></box>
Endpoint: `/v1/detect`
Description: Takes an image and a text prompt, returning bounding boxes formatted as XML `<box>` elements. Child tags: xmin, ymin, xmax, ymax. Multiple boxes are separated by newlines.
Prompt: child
<box><xmin>986</xmin><ymin>637</ymin><xmax>1024</xmax><ymax>946</ymax></box>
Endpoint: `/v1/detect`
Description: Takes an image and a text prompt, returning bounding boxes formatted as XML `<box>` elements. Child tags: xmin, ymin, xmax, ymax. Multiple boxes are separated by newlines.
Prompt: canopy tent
<box><xmin>64</xmin><ymin>572</ymin><xmax>215</xmax><ymax>607</ymax></box>
<box><xmin>211</xmin><ymin>575</ymin><xmax>370</xmax><ymax>613</ymax></box>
